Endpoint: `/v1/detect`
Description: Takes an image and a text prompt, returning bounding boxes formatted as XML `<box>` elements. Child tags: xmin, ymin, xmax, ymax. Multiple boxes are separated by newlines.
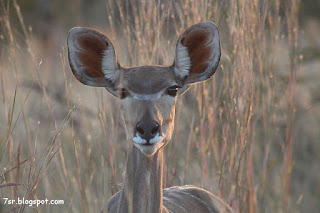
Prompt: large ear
<box><xmin>67</xmin><ymin>27</ymin><xmax>120</xmax><ymax>89</ymax></box>
<box><xmin>174</xmin><ymin>22</ymin><xmax>221</xmax><ymax>85</ymax></box>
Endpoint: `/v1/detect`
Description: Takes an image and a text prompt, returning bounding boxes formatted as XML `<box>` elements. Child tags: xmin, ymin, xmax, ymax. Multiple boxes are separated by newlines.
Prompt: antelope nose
<box><xmin>135</xmin><ymin>121</ymin><xmax>160</xmax><ymax>143</ymax></box>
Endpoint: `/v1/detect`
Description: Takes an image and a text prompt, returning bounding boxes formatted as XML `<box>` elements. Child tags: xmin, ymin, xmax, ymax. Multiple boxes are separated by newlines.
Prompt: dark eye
<box><xmin>118</xmin><ymin>88</ymin><xmax>129</xmax><ymax>99</ymax></box>
<box><xmin>166</xmin><ymin>85</ymin><xmax>180</xmax><ymax>97</ymax></box>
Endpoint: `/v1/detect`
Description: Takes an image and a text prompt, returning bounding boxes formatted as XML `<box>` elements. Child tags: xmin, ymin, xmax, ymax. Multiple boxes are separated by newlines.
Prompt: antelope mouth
<box><xmin>132</xmin><ymin>133</ymin><xmax>164</xmax><ymax>155</ymax></box>
<box><xmin>132</xmin><ymin>133</ymin><xmax>163</xmax><ymax>145</ymax></box>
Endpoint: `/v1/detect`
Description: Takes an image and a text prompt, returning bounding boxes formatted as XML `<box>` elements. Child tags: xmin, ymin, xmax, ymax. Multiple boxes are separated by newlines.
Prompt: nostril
<box><xmin>151</xmin><ymin>124</ymin><xmax>159</xmax><ymax>135</ymax></box>
<box><xmin>136</xmin><ymin>125</ymin><xmax>144</xmax><ymax>135</ymax></box>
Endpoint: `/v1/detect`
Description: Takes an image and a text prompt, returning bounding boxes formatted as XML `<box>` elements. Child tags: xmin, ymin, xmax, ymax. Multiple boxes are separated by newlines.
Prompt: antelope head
<box><xmin>67</xmin><ymin>22</ymin><xmax>220</xmax><ymax>156</ymax></box>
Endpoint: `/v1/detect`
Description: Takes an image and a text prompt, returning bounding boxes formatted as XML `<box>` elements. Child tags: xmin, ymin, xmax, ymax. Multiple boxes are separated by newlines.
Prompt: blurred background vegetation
<box><xmin>0</xmin><ymin>0</ymin><xmax>320</xmax><ymax>212</ymax></box>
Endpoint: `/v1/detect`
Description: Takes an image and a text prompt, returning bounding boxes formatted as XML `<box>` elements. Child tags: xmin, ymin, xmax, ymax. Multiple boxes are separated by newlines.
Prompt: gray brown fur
<box><xmin>67</xmin><ymin>22</ymin><xmax>232</xmax><ymax>213</ymax></box>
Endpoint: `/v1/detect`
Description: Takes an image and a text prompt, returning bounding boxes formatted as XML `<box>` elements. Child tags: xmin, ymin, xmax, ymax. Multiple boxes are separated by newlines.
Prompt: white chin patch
<box><xmin>132</xmin><ymin>134</ymin><xmax>164</xmax><ymax>156</ymax></box>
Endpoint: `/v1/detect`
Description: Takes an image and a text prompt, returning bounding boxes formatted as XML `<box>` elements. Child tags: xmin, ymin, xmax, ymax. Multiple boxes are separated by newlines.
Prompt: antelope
<box><xmin>67</xmin><ymin>22</ymin><xmax>232</xmax><ymax>213</ymax></box>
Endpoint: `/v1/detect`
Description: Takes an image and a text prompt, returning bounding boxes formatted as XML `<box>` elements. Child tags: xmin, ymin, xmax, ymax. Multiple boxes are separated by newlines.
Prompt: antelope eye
<box><xmin>118</xmin><ymin>88</ymin><xmax>129</xmax><ymax>99</ymax></box>
<box><xmin>166</xmin><ymin>85</ymin><xmax>180</xmax><ymax>97</ymax></box>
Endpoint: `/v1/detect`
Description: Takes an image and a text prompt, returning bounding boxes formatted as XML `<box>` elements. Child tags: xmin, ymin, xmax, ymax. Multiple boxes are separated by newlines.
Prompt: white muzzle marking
<box><xmin>149</xmin><ymin>133</ymin><xmax>163</xmax><ymax>144</ymax></box>
<box><xmin>133</xmin><ymin>134</ymin><xmax>164</xmax><ymax>156</ymax></box>
<box><xmin>133</xmin><ymin>134</ymin><xmax>163</xmax><ymax>145</ymax></box>
<box><xmin>133</xmin><ymin>136</ymin><xmax>147</xmax><ymax>144</ymax></box>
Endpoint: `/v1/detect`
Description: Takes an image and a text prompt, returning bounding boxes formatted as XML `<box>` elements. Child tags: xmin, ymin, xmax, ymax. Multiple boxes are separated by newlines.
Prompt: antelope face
<box><xmin>67</xmin><ymin>22</ymin><xmax>221</xmax><ymax>156</ymax></box>
<box><xmin>118</xmin><ymin>66</ymin><xmax>177</xmax><ymax>156</ymax></box>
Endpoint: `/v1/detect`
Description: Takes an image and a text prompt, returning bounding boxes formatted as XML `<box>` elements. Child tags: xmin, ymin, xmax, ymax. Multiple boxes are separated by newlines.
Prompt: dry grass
<box><xmin>0</xmin><ymin>0</ymin><xmax>319</xmax><ymax>212</ymax></box>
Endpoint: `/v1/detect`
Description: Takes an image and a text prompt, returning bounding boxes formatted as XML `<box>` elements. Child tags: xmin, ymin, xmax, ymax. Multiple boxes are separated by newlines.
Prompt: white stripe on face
<box><xmin>132</xmin><ymin>91</ymin><xmax>163</xmax><ymax>100</ymax></box>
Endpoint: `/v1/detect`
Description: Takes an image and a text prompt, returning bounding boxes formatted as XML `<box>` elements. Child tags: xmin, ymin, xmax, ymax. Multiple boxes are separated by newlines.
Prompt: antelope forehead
<box><xmin>127</xmin><ymin>76</ymin><xmax>173</xmax><ymax>93</ymax></box>
<box><xmin>132</xmin><ymin>92</ymin><xmax>163</xmax><ymax>100</ymax></box>
<box><xmin>123</xmin><ymin>67</ymin><xmax>176</xmax><ymax>93</ymax></box>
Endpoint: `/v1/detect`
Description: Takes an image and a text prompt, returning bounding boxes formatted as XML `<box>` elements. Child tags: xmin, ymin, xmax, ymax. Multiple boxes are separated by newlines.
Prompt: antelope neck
<box><xmin>117</xmin><ymin>145</ymin><xmax>165</xmax><ymax>213</ymax></box>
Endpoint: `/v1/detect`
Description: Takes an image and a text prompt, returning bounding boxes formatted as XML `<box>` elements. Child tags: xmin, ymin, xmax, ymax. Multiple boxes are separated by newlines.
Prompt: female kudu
<box><xmin>67</xmin><ymin>22</ymin><xmax>232</xmax><ymax>213</ymax></box>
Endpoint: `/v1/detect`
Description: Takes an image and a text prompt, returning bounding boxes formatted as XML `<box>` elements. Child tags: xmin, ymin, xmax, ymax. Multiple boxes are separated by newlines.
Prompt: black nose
<box><xmin>135</xmin><ymin>120</ymin><xmax>160</xmax><ymax>143</ymax></box>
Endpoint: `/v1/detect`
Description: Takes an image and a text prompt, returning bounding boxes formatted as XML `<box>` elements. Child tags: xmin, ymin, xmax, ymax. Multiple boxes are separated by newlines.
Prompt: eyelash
<box><xmin>166</xmin><ymin>85</ymin><xmax>180</xmax><ymax>97</ymax></box>
<box><xmin>118</xmin><ymin>86</ymin><xmax>180</xmax><ymax>99</ymax></box>
<box><xmin>119</xmin><ymin>88</ymin><xmax>129</xmax><ymax>99</ymax></box>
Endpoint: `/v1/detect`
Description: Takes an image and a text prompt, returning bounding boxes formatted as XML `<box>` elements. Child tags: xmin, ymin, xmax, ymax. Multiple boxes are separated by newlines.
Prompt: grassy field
<box><xmin>1</xmin><ymin>0</ymin><xmax>319</xmax><ymax>212</ymax></box>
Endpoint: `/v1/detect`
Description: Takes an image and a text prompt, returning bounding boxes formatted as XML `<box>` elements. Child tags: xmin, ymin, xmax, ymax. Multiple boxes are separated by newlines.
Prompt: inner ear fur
<box><xmin>67</xmin><ymin>27</ymin><xmax>119</xmax><ymax>88</ymax></box>
<box><xmin>174</xmin><ymin>21</ymin><xmax>221</xmax><ymax>84</ymax></box>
